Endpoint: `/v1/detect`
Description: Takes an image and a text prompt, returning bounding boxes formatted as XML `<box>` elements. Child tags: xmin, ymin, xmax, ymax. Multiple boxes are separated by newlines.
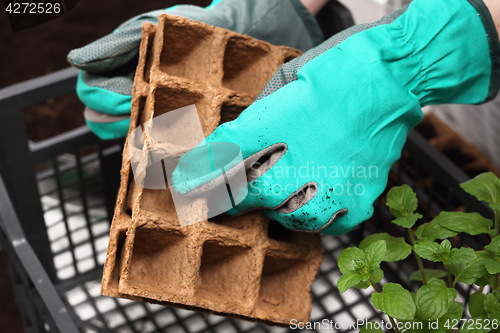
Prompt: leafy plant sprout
<box><xmin>337</xmin><ymin>172</ymin><xmax>500</xmax><ymax>333</ymax></box>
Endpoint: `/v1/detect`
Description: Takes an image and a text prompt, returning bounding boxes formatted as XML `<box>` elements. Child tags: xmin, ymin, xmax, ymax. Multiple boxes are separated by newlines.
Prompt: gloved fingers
<box><xmin>68</xmin><ymin>24</ymin><xmax>142</xmax><ymax>72</ymax></box>
<box><xmin>84</xmin><ymin>107</ymin><xmax>131</xmax><ymax>140</ymax></box>
<box><xmin>228</xmin><ymin>178</ymin><xmax>319</xmax><ymax>216</ymax></box>
<box><xmin>265</xmin><ymin>206</ymin><xmax>349</xmax><ymax>235</ymax></box>
<box><xmin>170</xmin><ymin>137</ymin><xmax>286</xmax><ymax>196</ymax></box>
<box><xmin>68</xmin><ymin>0</ymin><xmax>323</xmax><ymax>73</ymax></box>
<box><xmin>171</xmin><ymin>103</ymin><xmax>292</xmax><ymax>198</ymax></box>
<box><xmin>67</xmin><ymin>2</ymin><xmax>222</xmax><ymax>73</ymax></box>
<box><xmin>320</xmin><ymin>206</ymin><xmax>370</xmax><ymax>236</ymax></box>
<box><xmin>171</xmin><ymin>87</ymin><xmax>307</xmax><ymax>201</ymax></box>
<box><xmin>67</xmin><ymin>8</ymin><xmax>172</xmax><ymax>72</ymax></box>
<box><xmin>191</xmin><ymin>141</ymin><xmax>295</xmax><ymax>220</ymax></box>
<box><xmin>227</xmin><ymin>147</ymin><xmax>321</xmax><ymax>213</ymax></box>
<box><xmin>76</xmin><ymin>70</ymin><xmax>133</xmax><ymax>116</ymax></box>
<box><xmin>267</xmin><ymin>172</ymin><xmax>384</xmax><ymax>235</ymax></box>
<box><xmin>264</xmin><ymin>185</ymin><xmax>349</xmax><ymax>234</ymax></box>
<box><xmin>173</xmin><ymin>135</ymin><xmax>323</xmax><ymax>217</ymax></box>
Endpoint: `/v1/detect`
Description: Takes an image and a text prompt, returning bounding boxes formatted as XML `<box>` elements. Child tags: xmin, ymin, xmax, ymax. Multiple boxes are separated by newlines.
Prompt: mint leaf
<box><xmin>449</xmin><ymin>251</ymin><xmax>489</xmax><ymax>285</ymax></box>
<box><xmin>424</xmin><ymin>302</ymin><xmax>464</xmax><ymax>333</ymax></box>
<box><xmin>359</xmin><ymin>233</ymin><xmax>412</xmax><ymax>262</ymax></box>
<box><xmin>484</xmin><ymin>293</ymin><xmax>500</xmax><ymax>316</ymax></box>
<box><xmin>485</xmin><ymin>235</ymin><xmax>500</xmax><ymax>256</ymax></box>
<box><xmin>386</xmin><ymin>184</ymin><xmax>419</xmax><ymax>215</ymax></box>
<box><xmin>415</xmin><ymin>237</ymin><xmax>433</xmax><ymax>244</ymax></box>
<box><xmin>371</xmin><ymin>283</ymin><xmax>416</xmax><ymax>321</ymax></box>
<box><xmin>353</xmin><ymin>281</ymin><xmax>371</xmax><ymax>289</ymax></box>
<box><xmin>436</xmin><ymin>212</ymin><xmax>493</xmax><ymax>236</ymax></box>
<box><xmin>415</xmin><ymin>219</ymin><xmax>457</xmax><ymax>241</ymax></box>
<box><xmin>460</xmin><ymin>172</ymin><xmax>500</xmax><ymax>204</ymax></box>
<box><xmin>409</xmin><ymin>269</ymin><xmax>447</xmax><ymax>282</ymax></box>
<box><xmin>484</xmin><ymin>293</ymin><xmax>500</xmax><ymax>325</ymax></box>
<box><xmin>437</xmin><ymin>302</ymin><xmax>464</xmax><ymax>332</ymax></box>
<box><xmin>338</xmin><ymin>247</ymin><xmax>364</xmax><ymax>274</ymax></box>
<box><xmin>475</xmin><ymin>273</ymin><xmax>496</xmax><ymax>287</ymax></box>
<box><xmin>444</xmin><ymin>247</ymin><xmax>476</xmax><ymax>265</ymax></box>
<box><xmin>359</xmin><ymin>323</ymin><xmax>384</xmax><ymax>333</ymax></box>
<box><xmin>413</xmin><ymin>240</ymin><xmax>469</xmax><ymax>264</ymax></box>
<box><xmin>490</xmin><ymin>202</ymin><xmax>500</xmax><ymax>211</ymax></box>
<box><xmin>352</xmin><ymin>259</ymin><xmax>365</xmax><ymax>271</ymax></box>
<box><xmin>393</xmin><ymin>213</ymin><xmax>423</xmax><ymax>228</ymax></box>
<box><xmin>415</xmin><ymin>278</ymin><xmax>456</xmax><ymax>320</ymax></box>
<box><xmin>386</xmin><ymin>185</ymin><xmax>422</xmax><ymax>227</ymax></box>
<box><xmin>469</xmin><ymin>292</ymin><xmax>487</xmax><ymax>318</ymax></box>
<box><xmin>440</xmin><ymin>239</ymin><xmax>452</xmax><ymax>253</ymax></box>
<box><xmin>337</xmin><ymin>271</ymin><xmax>363</xmax><ymax>293</ymax></box>
<box><xmin>364</xmin><ymin>240</ymin><xmax>386</xmax><ymax>270</ymax></box>
<box><xmin>371</xmin><ymin>266</ymin><xmax>384</xmax><ymax>284</ymax></box>
<box><xmin>414</xmin><ymin>241</ymin><xmax>442</xmax><ymax>262</ymax></box>
<box><xmin>484</xmin><ymin>258</ymin><xmax>500</xmax><ymax>275</ymax></box>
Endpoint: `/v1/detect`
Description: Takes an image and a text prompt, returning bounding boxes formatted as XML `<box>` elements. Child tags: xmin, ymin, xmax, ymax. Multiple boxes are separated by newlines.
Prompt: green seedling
<box><xmin>338</xmin><ymin>172</ymin><xmax>500</xmax><ymax>332</ymax></box>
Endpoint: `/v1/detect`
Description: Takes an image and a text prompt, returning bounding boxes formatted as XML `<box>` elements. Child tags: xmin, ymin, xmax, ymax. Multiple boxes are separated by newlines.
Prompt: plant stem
<box><xmin>369</xmin><ymin>279</ymin><xmax>381</xmax><ymax>293</ymax></box>
<box><xmin>369</xmin><ymin>280</ymin><xmax>401</xmax><ymax>333</ymax></box>
<box><xmin>408</xmin><ymin>228</ymin><xmax>427</xmax><ymax>285</ymax></box>
<box><xmin>445</xmin><ymin>265</ymin><xmax>453</xmax><ymax>288</ymax></box>
<box><xmin>388</xmin><ymin>316</ymin><xmax>400</xmax><ymax>333</ymax></box>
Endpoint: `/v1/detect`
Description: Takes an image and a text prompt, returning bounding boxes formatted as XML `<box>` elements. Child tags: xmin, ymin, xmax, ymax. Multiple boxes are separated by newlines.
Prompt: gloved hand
<box><xmin>67</xmin><ymin>0</ymin><xmax>324</xmax><ymax>139</ymax></box>
<box><xmin>172</xmin><ymin>0</ymin><xmax>500</xmax><ymax>235</ymax></box>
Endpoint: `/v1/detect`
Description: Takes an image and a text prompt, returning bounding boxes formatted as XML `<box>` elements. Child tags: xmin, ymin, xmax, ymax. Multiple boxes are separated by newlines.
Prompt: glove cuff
<box><xmin>467</xmin><ymin>0</ymin><xmax>500</xmax><ymax>103</ymax></box>
<box><xmin>84</xmin><ymin>107</ymin><xmax>131</xmax><ymax>140</ymax></box>
<box><xmin>388</xmin><ymin>0</ymin><xmax>500</xmax><ymax>106</ymax></box>
<box><xmin>76</xmin><ymin>72</ymin><xmax>132</xmax><ymax>116</ymax></box>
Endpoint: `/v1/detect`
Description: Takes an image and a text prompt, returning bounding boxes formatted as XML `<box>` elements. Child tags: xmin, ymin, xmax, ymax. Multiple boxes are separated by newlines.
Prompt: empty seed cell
<box><xmin>157</xmin><ymin>15</ymin><xmax>220</xmax><ymax>84</ymax></box>
<box><xmin>125</xmin><ymin>226</ymin><xmax>197</xmax><ymax>298</ymax></box>
<box><xmin>222</xmin><ymin>36</ymin><xmax>277</xmax><ymax>98</ymax></box>
<box><xmin>256</xmin><ymin>255</ymin><xmax>314</xmax><ymax>324</ymax></box>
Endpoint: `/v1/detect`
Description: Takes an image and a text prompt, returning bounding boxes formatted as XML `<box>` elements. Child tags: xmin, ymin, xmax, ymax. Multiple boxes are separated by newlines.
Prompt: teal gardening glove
<box><xmin>67</xmin><ymin>0</ymin><xmax>324</xmax><ymax>139</ymax></box>
<box><xmin>172</xmin><ymin>0</ymin><xmax>500</xmax><ymax>235</ymax></box>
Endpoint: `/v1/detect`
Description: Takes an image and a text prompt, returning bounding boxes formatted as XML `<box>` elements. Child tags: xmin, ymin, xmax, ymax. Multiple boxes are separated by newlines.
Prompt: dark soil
<box><xmin>0</xmin><ymin>0</ymin><xmax>208</xmax><ymax>331</ymax></box>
